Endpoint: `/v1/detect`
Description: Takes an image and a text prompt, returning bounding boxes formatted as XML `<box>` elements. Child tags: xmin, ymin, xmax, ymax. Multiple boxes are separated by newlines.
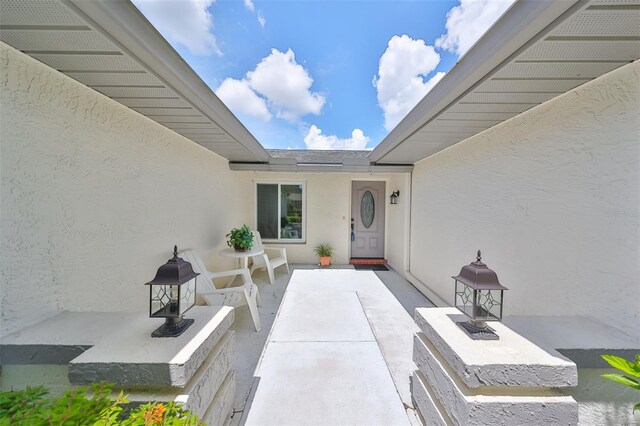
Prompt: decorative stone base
<box><xmin>122</xmin><ymin>330</ymin><xmax>235</xmax><ymax>423</ymax></box>
<box><xmin>412</xmin><ymin>370</ymin><xmax>449</xmax><ymax>426</ymax></box>
<box><xmin>412</xmin><ymin>308</ymin><xmax>579</xmax><ymax>425</ymax></box>
<box><xmin>202</xmin><ymin>369</ymin><xmax>236</xmax><ymax>426</ymax></box>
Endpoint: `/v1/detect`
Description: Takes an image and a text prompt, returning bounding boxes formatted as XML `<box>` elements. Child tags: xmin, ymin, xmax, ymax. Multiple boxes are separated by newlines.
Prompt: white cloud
<box><xmin>133</xmin><ymin>0</ymin><xmax>220</xmax><ymax>56</ymax></box>
<box><xmin>258</xmin><ymin>14</ymin><xmax>266</xmax><ymax>28</ymax></box>
<box><xmin>373</xmin><ymin>35</ymin><xmax>444</xmax><ymax>131</ymax></box>
<box><xmin>248</xmin><ymin>49</ymin><xmax>325</xmax><ymax>121</ymax></box>
<box><xmin>243</xmin><ymin>0</ymin><xmax>255</xmax><ymax>11</ymax></box>
<box><xmin>216</xmin><ymin>78</ymin><xmax>271</xmax><ymax>121</ymax></box>
<box><xmin>216</xmin><ymin>48</ymin><xmax>323</xmax><ymax>123</ymax></box>
<box><xmin>435</xmin><ymin>0</ymin><xmax>516</xmax><ymax>57</ymax></box>
<box><xmin>304</xmin><ymin>125</ymin><xmax>370</xmax><ymax>150</ymax></box>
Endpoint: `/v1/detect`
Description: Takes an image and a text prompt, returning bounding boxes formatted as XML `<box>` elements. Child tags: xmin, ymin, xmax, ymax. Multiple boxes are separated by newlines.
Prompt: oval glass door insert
<box><xmin>361</xmin><ymin>190</ymin><xmax>375</xmax><ymax>228</ymax></box>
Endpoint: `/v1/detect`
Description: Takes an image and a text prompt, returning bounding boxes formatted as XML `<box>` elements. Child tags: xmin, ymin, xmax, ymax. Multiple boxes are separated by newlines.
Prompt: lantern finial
<box><xmin>173</xmin><ymin>245</ymin><xmax>178</xmax><ymax>259</ymax></box>
<box><xmin>476</xmin><ymin>250</ymin><xmax>481</xmax><ymax>262</ymax></box>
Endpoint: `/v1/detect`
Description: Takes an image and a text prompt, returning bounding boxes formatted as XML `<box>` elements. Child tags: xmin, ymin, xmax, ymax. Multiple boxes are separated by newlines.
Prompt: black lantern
<box><xmin>390</xmin><ymin>190</ymin><xmax>400</xmax><ymax>205</ymax></box>
<box><xmin>145</xmin><ymin>246</ymin><xmax>199</xmax><ymax>337</ymax></box>
<box><xmin>452</xmin><ymin>250</ymin><xmax>507</xmax><ymax>340</ymax></box>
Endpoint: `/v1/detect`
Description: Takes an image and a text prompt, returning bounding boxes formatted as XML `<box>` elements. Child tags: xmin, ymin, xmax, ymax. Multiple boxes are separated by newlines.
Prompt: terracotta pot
<box><xmin>234</xmin><ymin>244</ymin><xmax>247</xmax><ymax>252</ymax></box>
<box><xmin>319</xmin><ymin>256</ymin><xmax>331</xmax><ymax>266</ymax></box>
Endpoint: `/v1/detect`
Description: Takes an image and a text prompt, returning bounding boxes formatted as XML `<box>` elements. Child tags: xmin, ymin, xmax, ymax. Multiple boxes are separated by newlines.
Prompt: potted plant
<box><xmin>226</xmin><ymin>225</ymin><xmax>254</xmax><ymax>252</ymax></box>
<box><xmin>314</xmin><ymin>244</ymin><xmax>333</xmax><ymax>266</ymax></box>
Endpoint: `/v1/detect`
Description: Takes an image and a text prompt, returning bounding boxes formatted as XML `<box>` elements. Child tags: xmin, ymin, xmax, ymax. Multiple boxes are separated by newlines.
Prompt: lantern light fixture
<box><xmin>145</xmin><ymin>246</ymin><xmax>199</xmax><ymax>338</ymax></box>
<box><xmin>390</xmin><ymin>190</ymin><xmax>400</xmax><ymax>205</ymax></box>
<box><xmin>452</xmin><ymin>250</ymin><xmax>507</xmax><ymax>340</ymax></box>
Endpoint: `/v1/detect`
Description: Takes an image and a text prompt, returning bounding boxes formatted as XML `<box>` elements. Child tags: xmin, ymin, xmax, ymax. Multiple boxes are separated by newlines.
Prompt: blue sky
<box><xmin>132</xmin><ymin>0</ymin><xmax>515</xmax><ymax>150</ymax></box>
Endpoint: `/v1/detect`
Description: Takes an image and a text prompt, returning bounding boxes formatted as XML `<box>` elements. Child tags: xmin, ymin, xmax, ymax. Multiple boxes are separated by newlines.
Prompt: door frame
<box><xmin>349</xmin><ymin>178</ymin><xmax>389</xmax><ymax>259</ymax></box>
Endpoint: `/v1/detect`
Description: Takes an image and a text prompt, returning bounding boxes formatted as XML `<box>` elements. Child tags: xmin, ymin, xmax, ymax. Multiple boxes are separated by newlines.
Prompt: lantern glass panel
<box><xmin>475</xmin><ymin>289</ymin><xmax>503</xmax><ymax>321</ymax></box>
<box><xmin>181</xmin><ymin>277</ymin><xmax>197</xmax><ymax>314</ymax></box>
<box><xmin>455</xmin><ymin>280</ymin><xmax>474</xmax><ymax>318</ymax></box>
<box><xmin>455</xmin><ymin>281</ymin><xmax>504</xmax><ymax>322</ymax></box>
<box><xmin>150</xmin><ymin>284</ymin><xmax>181</xmax><ymax>318</ymax></box>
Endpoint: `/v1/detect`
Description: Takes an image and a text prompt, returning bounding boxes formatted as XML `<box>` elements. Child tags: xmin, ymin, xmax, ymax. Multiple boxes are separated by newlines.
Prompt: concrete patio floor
<box><xmin>228</xmin><ymin>265</ymin><xmax>435</xmax><ymax>425</ymax></box>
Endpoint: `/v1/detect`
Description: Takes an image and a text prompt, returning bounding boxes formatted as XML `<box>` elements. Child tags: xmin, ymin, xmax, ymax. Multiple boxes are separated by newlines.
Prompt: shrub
<box><xmin>0</xmin><ymin>383</ymin><xmax>202</xmax><ymax>425</ymax></box>
<box><xmin>601</xmin><ymin>353</ymin><xmax>640</xmax><ymax>413</ymax></box>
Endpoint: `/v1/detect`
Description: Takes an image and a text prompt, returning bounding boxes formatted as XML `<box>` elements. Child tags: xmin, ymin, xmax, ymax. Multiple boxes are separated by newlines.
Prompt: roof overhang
<box><xmin>369</xmin><ymin>0</ymin><xmax>640</xmax><ymax>164</ymax></box>
<box><xmin>230</xmin><ymin>149</ymin><xmax>412</xmax><ymax>172</ymax></box>
<box><xmin>0</xmin><ymin>0</ymin><xmax>269</xmax><ymax>162</ymax></box>
<box><xmin>229</xmin><ymin>162</ymin><xmax>413</xmax><ymax>173</ymax></box>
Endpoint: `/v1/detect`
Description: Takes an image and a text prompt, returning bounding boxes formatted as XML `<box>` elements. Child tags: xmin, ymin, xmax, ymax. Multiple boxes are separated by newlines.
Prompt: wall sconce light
<box><xmin>145</xmin><ymin>246</ymin><xmax>199</xmax><ymax>337</ymax></box>
<box><xmin>452</xmin><ymin>250</ymin><xmax>507</xmax><ymax>340</ymax></box>
<box><xmin>390</xmin><ymin>190</ymin><xmax>400</xmax><ymax>205</ymax></box>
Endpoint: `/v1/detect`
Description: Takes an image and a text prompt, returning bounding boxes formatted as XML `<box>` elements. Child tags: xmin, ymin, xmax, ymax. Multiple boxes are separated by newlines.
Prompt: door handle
<box><xmin>350</xmin><ymin>218</ymin><xmax>355</xmax><ymax>241</ymax></box>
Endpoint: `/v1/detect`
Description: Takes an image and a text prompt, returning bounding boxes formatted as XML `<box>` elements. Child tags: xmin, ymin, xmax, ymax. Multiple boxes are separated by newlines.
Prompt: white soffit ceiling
<box><xmin>0</xmin><ymin>0</ymin><xmax>269</xmax><ymax>163</ymax></box>
<box><xmin>371</xmin><ymin>0</ymin><xmax>640</xmax><ymax>164</ymax></box>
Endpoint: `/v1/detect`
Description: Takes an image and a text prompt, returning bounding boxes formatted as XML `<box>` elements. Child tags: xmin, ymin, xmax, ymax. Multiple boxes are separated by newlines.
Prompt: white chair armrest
<box><xmin>263</xmin><ymin>247</ymin><xmax>287</xmax><ymax>258</ymax></box>
<box><xmin>199</xmin><ymin>286</ymin><xmax>246</xmax><ymax>295</ymax></box>
<box><xmin>208</xmin><ymin>268</ymin><xmax>253</xmax><ymax>284</ymax></box>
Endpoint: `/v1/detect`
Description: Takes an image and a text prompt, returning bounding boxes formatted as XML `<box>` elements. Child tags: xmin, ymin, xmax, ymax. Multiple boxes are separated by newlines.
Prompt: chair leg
<box><xmin>260</xmin><ymin>254</ymin><xmax>274</xmax><ymax>285</ymax></box>
<box><xmin>267</xmin><ymin>264</ymin><xmax>276</xmax><ymax>285</ymax></box>
<box><xmin>254</xmin><ymin>284</ymin><xmax>262</xmax><ymax>307</ymax></box>
<box><xmin>244</xmin><ymin>288</ymin><xmax>262</xmax><ymax>332</ymax></box>
<box><xmin>285</xmin><ymin>262</ymin><xmax>290</xmax><ymax>274</ymax></box>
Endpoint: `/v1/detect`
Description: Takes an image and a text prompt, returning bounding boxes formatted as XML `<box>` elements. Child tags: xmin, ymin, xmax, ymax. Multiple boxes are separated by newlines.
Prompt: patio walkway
<box><xmin>241</xmin><ymin>268</ymin><xmax>434</xmax><ymax>425</ymax></box>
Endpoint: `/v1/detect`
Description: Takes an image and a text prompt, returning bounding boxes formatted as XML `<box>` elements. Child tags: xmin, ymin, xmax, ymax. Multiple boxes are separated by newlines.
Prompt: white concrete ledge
<box><xmin>69</xmin><ymin>307</ymin><xmax>234</xmax><ymax>387</ymax></box>
<box><xmin>503</xmin><ymin>316</ymin><xmax>640</xmax><ymax>368</ymax></box>
<box><xmin>414</xmin><ymin>332</ymin><xmax>578</xmax><ymax>425</ymax></box>
<box><xmin>1</xmin><ymin>312</ymin><xmax>139</xmax><ymax>365</ymax></box>
<box><xmin>415</xmin><ymin>308</ymin><xmax>577</xmax><ymax>388</ymax></box>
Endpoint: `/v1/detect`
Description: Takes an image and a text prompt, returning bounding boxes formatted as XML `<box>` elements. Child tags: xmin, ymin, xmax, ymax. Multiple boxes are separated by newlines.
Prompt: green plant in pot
<box><xmin>314</xmin><ymin>244</ymin><xmax>333</xmax><ymax>266</ymax></box>
<box><xmin>227</xmin><ymin>225</ymin><xmax>254</xmax><ymax>252</ymax></box>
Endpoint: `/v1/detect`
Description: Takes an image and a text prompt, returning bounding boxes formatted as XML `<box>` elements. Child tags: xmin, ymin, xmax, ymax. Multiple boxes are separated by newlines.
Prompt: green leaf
<box><xmin>635</xmin><ymin>403</ymin><xmax>640</xmax><ymax>412</ymax></box>
<box><xmin>602</xmin><ymin>354</ymin><xmax>640</xmax><ymax>378</ymax></box>
<box><xmin>602</xmin><ymin>373</ymin><xmax>640</xmax><ymax>390</ymax></box>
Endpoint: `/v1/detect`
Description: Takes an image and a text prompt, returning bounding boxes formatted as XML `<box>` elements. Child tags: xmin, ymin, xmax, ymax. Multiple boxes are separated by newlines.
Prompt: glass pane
<box><xmin>361</xmin><ymin>190</ymin><xmax>375</xmax><ymax>228</ymax></box>
<box><xmin>476</xmin><ymin>289</ymin><xmax>502</xmax><ymax>320</ymax></box>
<box><xmin>257</xmin><ymin>184</ymin><xmax>278</xmax><ymax>239</ymax></box>
<box><xmin>281</xmin><ymin>184</ymin><xmax>303</xmax><ymax>240</ymax></box>
<box><xmin>150</xmin><ymin>284</ymin><xmax>176</xmax><ymax>317</ymax></box>
<box><xmin>181</xmin><ymin>278</ymin><xmax>196</xmax><ymax>313</ymax></box>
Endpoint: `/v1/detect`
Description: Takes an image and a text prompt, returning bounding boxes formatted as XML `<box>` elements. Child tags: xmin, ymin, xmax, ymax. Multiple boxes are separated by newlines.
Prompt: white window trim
<box><xmin>254</xmin><ymin>180</ymin><xmax>306</xmax><ymax>244</ymax></box>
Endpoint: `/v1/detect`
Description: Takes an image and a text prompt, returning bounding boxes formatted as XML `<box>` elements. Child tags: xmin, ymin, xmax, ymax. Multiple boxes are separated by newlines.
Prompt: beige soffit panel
<box><xmin>370</xmin><ymin>0</ymin><xmax>640</xmax><ymax>164</ymax></box>
<box><xmin>0</xmin><ymin>0</ymin><xmax>269</xmax><ymax>163</ymax></box>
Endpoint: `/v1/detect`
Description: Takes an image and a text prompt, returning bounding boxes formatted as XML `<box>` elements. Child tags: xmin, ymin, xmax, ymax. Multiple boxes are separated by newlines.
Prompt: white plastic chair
<box><xmin>179</xmin><ymin>249</ymin><xmax>262</xmax><ymax>332</ymax></box>
<box><xmin>250</xmin><ymin>231</ymin><xmax>290</xmax><ymax>285</ymax></box>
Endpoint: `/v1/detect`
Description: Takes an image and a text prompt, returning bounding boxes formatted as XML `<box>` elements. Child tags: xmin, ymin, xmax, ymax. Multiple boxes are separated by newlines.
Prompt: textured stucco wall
<box><xmin>0</xmin><ymin>43</ymin><xmax>251</xmax><ymax>336</ymax></box>
<box><xmin>409</xmin><ymin>61</ymin><xmax>640</xmax><ymax>337</ymax></box>
<box><xmin>235</xmin><ymin>171</ymin><xmax>410</xmax><ymax>269</ymax></box>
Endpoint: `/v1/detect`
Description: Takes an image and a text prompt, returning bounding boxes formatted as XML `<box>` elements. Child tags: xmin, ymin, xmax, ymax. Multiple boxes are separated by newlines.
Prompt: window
<box><xmin>256</xmin><ymin>182</ymin><xmax>305</xmax><ymax>242</ymax></box>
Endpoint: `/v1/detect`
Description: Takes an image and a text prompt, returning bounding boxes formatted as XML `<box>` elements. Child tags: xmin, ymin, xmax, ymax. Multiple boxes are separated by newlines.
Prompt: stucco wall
<box><xmin>235</xmin><ymin>171</ymin><xmax>410</xmax><ymax>269</ymax></box>
<box><xmin>0</xmin><ymin>43</ymin><xmax>251</xmax><ymax>336</ymax></box>
<box><xmin>409</xmin><ymin>61</ymin><xmax>640</xmax><ymax>337</ymax></box>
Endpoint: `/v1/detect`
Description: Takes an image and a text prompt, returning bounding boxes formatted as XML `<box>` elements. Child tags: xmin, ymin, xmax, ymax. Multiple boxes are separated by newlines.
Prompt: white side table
<box><xmin>219</xmin><ymin>246</ymin><xmax>264</xmax><ymax>269</ymax></box>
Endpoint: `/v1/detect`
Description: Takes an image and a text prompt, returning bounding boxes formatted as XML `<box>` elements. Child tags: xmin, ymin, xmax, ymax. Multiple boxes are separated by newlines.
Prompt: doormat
<box><xmin>353</xmin><ymin>264</ymin><xmax>388</xmax><ymax>271</ymax></box>
<box><xmin>349</xmin><ymin>258</ymin><xmax>388</xmax><ymax>265</ymax></box>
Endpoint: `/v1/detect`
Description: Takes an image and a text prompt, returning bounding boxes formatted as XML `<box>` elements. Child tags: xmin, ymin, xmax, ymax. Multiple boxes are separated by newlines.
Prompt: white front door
<box><xmin>351</xmin><ymin>181</ymin><xmax>385</xmax><ymax>258</ymax></box>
